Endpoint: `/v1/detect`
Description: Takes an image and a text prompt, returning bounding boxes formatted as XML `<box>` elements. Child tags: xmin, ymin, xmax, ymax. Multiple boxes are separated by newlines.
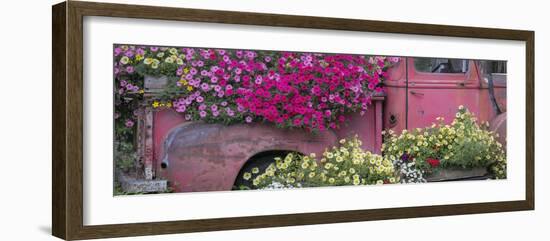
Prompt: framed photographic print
<box><xmin>52</xmin><ymin>1</ymin><xmax>534</xmax><ymax>240</ymax></box>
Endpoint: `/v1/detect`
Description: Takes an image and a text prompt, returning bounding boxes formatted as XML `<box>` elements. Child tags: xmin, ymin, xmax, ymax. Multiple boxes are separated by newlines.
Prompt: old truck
<box><xmin>126</xmin><ymin>57</ymin><xmax>506</xmax><ymax>193</ymax></box>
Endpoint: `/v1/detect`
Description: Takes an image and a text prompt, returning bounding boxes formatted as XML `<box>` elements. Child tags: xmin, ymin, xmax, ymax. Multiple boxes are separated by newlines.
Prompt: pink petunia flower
<box><xmin>125</xmin><ymin>119</ymin><xmax>134</xmax><ymax>128</ymax></box>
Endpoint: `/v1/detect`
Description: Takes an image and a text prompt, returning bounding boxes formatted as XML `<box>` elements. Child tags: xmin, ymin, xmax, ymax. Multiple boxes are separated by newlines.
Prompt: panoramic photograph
<box><xmin>113</xmin><ymin>44</ymin><xmax>507</xmax><ymax>195</ymax></box>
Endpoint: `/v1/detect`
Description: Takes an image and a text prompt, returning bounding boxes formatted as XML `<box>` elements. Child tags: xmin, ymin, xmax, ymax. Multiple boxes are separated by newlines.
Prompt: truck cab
<box><xmin>383</xmin><ymin>57</ymin><xmax>506</xmax><ymax>142</ymax></box>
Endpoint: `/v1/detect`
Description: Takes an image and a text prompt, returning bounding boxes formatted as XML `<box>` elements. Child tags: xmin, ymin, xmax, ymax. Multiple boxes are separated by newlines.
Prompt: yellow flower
<box><xmin>152</xmin><ymin>101</ymin><xmax>160</xmax><ymax>108</ymax></box>
<box><xmin>151</xmin><ymin>62</ymin><xmax>159</xmax><ymax>69</ymax></box>
<box><xmin>376</xmin><ymin>180</ymin><xmax>384</xmax><ymax>185</ymax></box>
<box><xmin>187</xmin><ymin>86</ymin><xmax>194</xmax><ymax>91</ymax></box>
<box><xmin>251</xmin><ymin>167</ymin><xmax>259</xmax><ymax>174</ymax></box>
<box><xmin>183</xmin><ymin>67</ymin><xmax>190</xmax><ymax>74</ymax></box>
<box><xmin>308</xmin><ymin>172</ymin><xmax>316</xmax><ymax>178</ymax></box>
<box><xmin>163</xmin><ymin>57</ymin><xmax>174</xmax><ymax>63</ymax></box>
<box><xmin>336</xmin><ymin>156</ymin><xmax>343</xmax><ymax>162</ymax></box>
<box><xmin>328</xmin><ymin>178</ymin><xmax>335</xmax><ymax>184</ymax></box>
<box><xmin>120</xmin><ymin>56</ymin><xmax>129</xmax><ymax>64</ymax></box>
<box><xmin>243</xmin><ymin>172</ymin><xmax>252</xmax><ymax>180</ymax></box>
<box><xmin>135</xmin><ymin>55</ymin><xmax>143</xmax><ymax>61</ymax></box>
<box><xmin>301</xmin><ymin>162</ymin><xmax>309</xmax><ymax>169</ymax></box>
<box><xmin>143</xmin><ymin>57</ymin><xmax>153</xmax><ymax>65</ymax></box>
<box><xmin>310</xmin><ymin>161</ymin><xmax>318</xmax><ymax>167</ymax></box>
<box><xmin>138</xmin><ymin>89</ymin><xmax>144</xmax><ymax>94</ymax></box>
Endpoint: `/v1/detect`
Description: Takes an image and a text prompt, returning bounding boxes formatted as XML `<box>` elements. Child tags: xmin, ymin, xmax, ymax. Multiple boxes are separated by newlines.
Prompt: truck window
<box><xmin>478</xmin><ymin>60</ymin><xmax>507</xmax><ymax>86</ymax></box>
<box><xmin>414</xmin><ymin>58</ymin><xmax>469</xmax><ymax>73</ymax></box>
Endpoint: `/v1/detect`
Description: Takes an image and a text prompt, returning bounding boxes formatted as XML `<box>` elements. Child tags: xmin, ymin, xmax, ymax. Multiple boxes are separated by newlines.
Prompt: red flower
<box><xmin>426</xmin><ymin>158</ymin><xmax>440</xmax><ymax>168</ymax></box>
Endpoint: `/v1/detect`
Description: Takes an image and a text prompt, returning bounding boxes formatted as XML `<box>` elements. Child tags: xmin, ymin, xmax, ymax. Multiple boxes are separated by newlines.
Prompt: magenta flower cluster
<box><xmin>114</xmin><ymin>45</ymin><xmax>398</xmax><ymax>132</ymax></box>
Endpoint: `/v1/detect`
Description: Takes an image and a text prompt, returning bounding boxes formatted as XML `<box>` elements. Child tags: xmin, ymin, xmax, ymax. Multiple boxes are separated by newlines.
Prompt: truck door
<box><xmin>406</xmin><ymin>57</ymin><xmax>481</xmax><ymax>129</ymax></box>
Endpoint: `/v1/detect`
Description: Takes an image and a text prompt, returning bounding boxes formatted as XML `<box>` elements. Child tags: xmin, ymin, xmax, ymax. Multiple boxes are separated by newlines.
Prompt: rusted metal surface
<box><xmin>156</xmin><ymin>121</ymin><xmax>338</xmax><ymax>192</ymax></box>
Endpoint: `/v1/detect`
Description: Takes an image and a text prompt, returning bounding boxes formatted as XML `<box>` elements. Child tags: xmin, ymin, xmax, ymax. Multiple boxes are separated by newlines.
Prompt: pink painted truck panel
<box><xmin>156</xmin><ymin>122</ymin><xmax>336</xmax><ymax>192</ymax></box>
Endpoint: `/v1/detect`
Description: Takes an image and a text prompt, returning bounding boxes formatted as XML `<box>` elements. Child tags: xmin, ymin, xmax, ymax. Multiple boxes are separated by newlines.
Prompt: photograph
<box><xmin>113</xmin><ymin>44</ymin><xmax>508</xmax><ymax>195</ymax></box>
<box><xmin>0</xmin><ymin>0</ymin><xmax>544</xmax><ymax>240</ymax></box>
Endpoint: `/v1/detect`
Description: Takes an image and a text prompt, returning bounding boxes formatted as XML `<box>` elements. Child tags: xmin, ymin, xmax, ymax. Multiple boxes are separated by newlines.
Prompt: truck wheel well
<box><xmin>232</xmin><ymin>150</ymin><xmax>300</xmax><ymax>189</ymax></box>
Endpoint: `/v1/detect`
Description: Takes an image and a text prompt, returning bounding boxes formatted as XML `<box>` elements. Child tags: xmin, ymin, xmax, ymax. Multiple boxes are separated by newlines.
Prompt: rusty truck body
<box><xmin>133</xmin><ymin>57</ymin><xmax>506</xmax><ymax>193</ymax></box>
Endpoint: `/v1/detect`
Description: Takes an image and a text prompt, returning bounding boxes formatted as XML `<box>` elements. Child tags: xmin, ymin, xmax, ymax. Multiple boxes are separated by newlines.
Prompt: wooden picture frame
<box><xmin>52</xmin><ymin>1</ymin><xmax>534</xmax><ymax>240</ymax></box>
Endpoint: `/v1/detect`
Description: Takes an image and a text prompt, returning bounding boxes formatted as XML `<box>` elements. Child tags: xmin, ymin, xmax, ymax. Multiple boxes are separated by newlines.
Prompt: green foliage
<box><xmin>114</xmin><ymin>140</ymin><xmax>137</xmax><ymax>172</ymax></box>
